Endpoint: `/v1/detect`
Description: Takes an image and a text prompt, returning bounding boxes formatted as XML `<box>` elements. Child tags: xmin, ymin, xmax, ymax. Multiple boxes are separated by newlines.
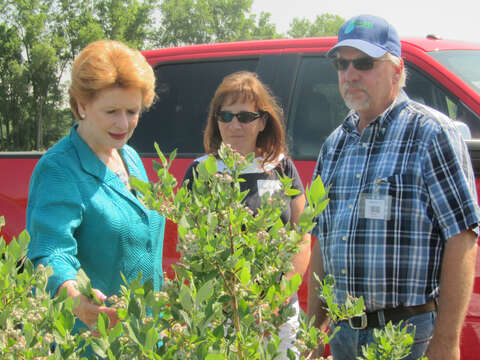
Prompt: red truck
<box><xmin>1</xmin><ymin>36</ymin><xmax>480</xmax><ymax>358</ymax></box>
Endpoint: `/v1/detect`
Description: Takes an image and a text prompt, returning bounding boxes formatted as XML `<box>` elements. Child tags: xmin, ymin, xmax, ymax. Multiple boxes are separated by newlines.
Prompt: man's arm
<box><xmin>425</xmin><ymin>229</ymin><xmax>478</xmax><ymax>360</ymax></box>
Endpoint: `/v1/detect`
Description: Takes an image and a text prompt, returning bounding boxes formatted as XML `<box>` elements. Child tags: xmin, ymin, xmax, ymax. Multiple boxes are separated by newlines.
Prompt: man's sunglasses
<box><xmin>216</xmin><ymin>110</ymin><xmax>264</xmax><ymax>124</ymax></box>
<box><xmin>332</xmin><ymin>57</ymin><xmax>386</xmax><ymax>71</ymax></box>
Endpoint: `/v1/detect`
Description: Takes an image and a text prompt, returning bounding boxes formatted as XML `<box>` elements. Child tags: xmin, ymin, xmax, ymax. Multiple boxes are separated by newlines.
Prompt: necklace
<box><xmin>115</xmin><ymin>168</ymin><xmax>129</xmax><ymax>186</ymax></box>
<box><xmin>110</xmin><ymin>151</ymin><xmax>129</xmax><ymax>187</ymax></box>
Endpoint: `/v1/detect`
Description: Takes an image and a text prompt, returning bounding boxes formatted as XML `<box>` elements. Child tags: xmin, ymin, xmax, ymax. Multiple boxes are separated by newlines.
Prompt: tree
<box><xmin>287</xmin><ymin>13</ymin><xmax>344</xmax><ymax>38</ymax></box>
<box><xmin>155</xmin><ymin>0</ymin><xmax>280</xmax><ymax>46</ymax></box>
<box><xmin>0</xmin><ymin>0</ymin><xmax>160</xmax><ymax>151</ymax></box>
<box><xmin>0</xmin><ymin>0</ymin><xmax>344</xmax><ymax>151</ymax></box>
<box><xmin>0</xmin><ymin>0</ymin><xmax>69</xmax><ymax>150</ymax></box>
<box><xmin>0</xmin><ymin>23</ymin><xmax>29</xmax><ymax>150</ymax></box>
<box><xmin>95</xmin><ymin>0</ymin><xmax>159</xmax><ymax>50</ymax></box>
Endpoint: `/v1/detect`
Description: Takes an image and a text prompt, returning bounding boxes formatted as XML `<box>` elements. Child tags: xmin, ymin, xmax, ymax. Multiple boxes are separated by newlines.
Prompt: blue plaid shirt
<box><xmin>312</xmin><ymin>91</ymin><xmax>480</xmax><ymax>311</ymax></box>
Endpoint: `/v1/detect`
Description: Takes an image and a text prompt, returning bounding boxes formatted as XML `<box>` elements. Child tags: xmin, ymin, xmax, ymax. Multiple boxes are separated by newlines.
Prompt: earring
<box><xmin>80</xmin><ymin>113</ymin><xmax>86</xmax><ymax>119</ymax></box>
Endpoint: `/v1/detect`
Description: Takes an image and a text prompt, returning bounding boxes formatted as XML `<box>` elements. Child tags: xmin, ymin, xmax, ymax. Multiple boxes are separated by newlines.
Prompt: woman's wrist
<box><xmin>57</xmin><ymin>279</ymin><xmax>80</xmax><ymax>298</ymax></box>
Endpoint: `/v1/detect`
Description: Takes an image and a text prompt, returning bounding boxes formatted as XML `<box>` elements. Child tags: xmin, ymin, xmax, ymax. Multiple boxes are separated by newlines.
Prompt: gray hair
<box><xmin>383</xmin><ymin>52</ymin><xmax>407</xmax><ymax>90</ymax></box>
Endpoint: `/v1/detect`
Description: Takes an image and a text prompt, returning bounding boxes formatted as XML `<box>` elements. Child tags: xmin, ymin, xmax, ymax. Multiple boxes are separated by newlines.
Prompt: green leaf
<box><xmin>286</xmin><ymin>273</ymin><xmax>302</xmax><ymax>295</ymax></box>
<box><xmin>54</xmin><ymin>318</ymin><xmax>66</xmax><ymax>338</ymax></box>
<box><xmin>76</xmin><ymin>268</ymin><xmax>102</xmax><ymax>304</ymax></box>
<box><xmin>179</xmin><ymin>286</ymin><xmax>194</xmax><ymax>310</ymax></box>
<box><xmin>128</xmin><ymin>298</ymin><xmax>142</xmax><ymax>319</ymax></box>
<box><xmin>155</xmin><ymin>142</ymin><xmax>167</xmax><ymax>165</ymax></box>
<box><xmin>264</xmin><ymin>286</ymin><xmax>276</xmax><ymax>303</ymax></box>
<box><xmin>23</xmin><ymin>322</ymin><xmax>34</xmax><ymax>345</ymax></box>
<box><xmin>177</xmin><ymin>225</ymin><xmax>187</xmax><ymax>239</ymax></box>
<box><xmin>129</xmin><ymin>176</ymin><xmax>151</xmax><ymax>195</ymax></box>
<box><xmin>196</xmin><ymin>280</ymin><xmax>214</xmax><ymax>305</ymax></box>
<box><xmin>316</xmin><ymin>198</ymin><xmax>330</xmax><ymax>215</ymax></box>
<box><xmin>117</xmin><ymin>308</ymin><xmax>128</xmax><ymax>320</ymax></box>
<box><xmin>97</xmin><ymin>312</ymin><xmax>108</xmax><ymax>338</ymax></box>
<box><xmin>298</xmin><ymin>206</ymin><xmax>314</xmax><ymax>227</ymax></box>
<box><xmin>168</xmin><ymin>148</ymin><xmax>178</xmax><ymax>164</ymax></box>
<box><xmin>206</xmin><ymin>353</ymin><xmax>227</xmax><ymax>360</ymax></box>
<box><xmin>144</xmin><ymin>327</ymin><xmax>158</xmax><ymax>351</ymax></box>
<box><xmin>90</xmin><ymin>337</ymin><xmax>107</xmax><ymax>358</ymax></box>
<box><xmin>109</xmin><ymin>322</ymin><xmax>123</xmax><ymax>343</ymax></box>
<box><xmin>285</xmin><ymin>188</ymin><xmax>301</xmax><ymax>197</ymax></box>
<box><xmin>239</xmin><ymin>263</ymin><xmax>251</xmax><ymax>285</ymax></box>
<box><xmin>310</xmin><ymin>175</ymin><xmax>327</xmax><ymax>206</ymax></box>
<box><xmin>205</xmin><ymin>155</ymin><xmax>218</xmax><ymax>175</ymax></box>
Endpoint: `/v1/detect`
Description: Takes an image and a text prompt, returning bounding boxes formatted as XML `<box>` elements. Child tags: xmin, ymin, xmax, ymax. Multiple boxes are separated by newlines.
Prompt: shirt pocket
<box><xmin>365</xmin><ymin>172</ymin><xmax>428</xmax><ymax>217</ymax></box>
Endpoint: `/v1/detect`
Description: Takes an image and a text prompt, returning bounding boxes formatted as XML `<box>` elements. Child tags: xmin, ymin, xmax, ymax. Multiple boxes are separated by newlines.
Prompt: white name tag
<box><xmin>359</xmin><ymin>193</ymin><xmax>391</xmax><ymax>221</ymax></box>
<box><xmin>365</xmin><ymin>198</ymin><xmax>387</xmax><ymax>219</ymax></box>
<box><xmin>257</xmin><ymin>180</ymin><xmax>281</xmax><ymax>197</ymax></box>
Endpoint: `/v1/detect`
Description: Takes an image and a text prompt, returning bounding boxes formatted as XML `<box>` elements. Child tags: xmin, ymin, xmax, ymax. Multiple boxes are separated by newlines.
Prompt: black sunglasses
<box><xmin>216</xmin><ymin>110</ymin><xmax>264</xmax><ymax>124</ymax></box>
<box><xmin>332</xmin><ymin>57</ymin><xmax>386</xmax><ymax>71</ymax></box>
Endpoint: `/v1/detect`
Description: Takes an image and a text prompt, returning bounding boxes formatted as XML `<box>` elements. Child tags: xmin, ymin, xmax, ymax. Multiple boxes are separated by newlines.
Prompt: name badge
<box><xmin>358</xmin><ymin>193</ymin><xmax>391</xmax><ymax>221</ymax></box>
<box><xmin>257</xmin><ymin>179</ymin><xmax>282</xmax><ymax>197</ymax></box>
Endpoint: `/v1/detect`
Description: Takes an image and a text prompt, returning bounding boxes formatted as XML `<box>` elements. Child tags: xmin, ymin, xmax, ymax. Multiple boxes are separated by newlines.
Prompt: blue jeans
<box><xmin>329</xmin><ymin>311</ymin><xmax>436</xmax><ymax>360</ymax></box>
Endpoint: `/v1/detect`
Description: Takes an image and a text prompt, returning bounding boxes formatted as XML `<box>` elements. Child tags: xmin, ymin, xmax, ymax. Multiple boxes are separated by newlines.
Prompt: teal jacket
<box><xmin>26</xmin><ymin>125</ymin><xmax>165</xmax><ymax>298</ymax></box>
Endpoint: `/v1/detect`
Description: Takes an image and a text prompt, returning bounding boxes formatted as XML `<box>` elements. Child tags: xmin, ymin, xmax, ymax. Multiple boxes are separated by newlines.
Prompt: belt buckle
<box><xmin>348</xmin><ymin>313</ymin><xmax>368</xmax><ymax>330</ymax></box>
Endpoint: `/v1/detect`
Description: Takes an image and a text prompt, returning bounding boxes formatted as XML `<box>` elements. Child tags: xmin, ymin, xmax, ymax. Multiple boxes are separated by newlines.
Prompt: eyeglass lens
<box><xmin>217</xmin><ymin>111</ymin><xmax>261</xmax><ymax>123</ymax></box>
<box><xmin>332</xmin><ymin>57</ymin><xmax>377</xmax><ymax>71</ymax></box>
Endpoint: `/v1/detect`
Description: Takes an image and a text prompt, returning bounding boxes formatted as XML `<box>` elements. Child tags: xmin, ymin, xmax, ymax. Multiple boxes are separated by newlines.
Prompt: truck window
<box><xmin>287</xmin><ymin>56</ymin><xmax>348</xmax><ymax>160</ymax></box>
<box><xmin>404</xmin><ymin>64</ymin><xmax>480</xmax><ymax>138</ymax></box>
<box><xmin>130</xmin><ymin>59</ymin><xmax>259</xmax><ymax>155</ymax></box>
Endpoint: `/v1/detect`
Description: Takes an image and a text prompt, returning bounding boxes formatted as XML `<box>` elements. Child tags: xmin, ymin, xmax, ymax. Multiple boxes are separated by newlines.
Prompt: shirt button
<box><xmin>342</xmin><ymin>236</ymin><xmax>347</xmax><ymax>241</ymax></box>
<box><xmin>341</xmin><ymin>269</ymin><xmax>347</xmax><ymax>275</ymax></box>
<box><xmin>362</xmin><ymin>143</ymin><xmax>368</xmax><ymax>148</ymax></box>
<box><xmin>349</xmin><ymin>204</ymin><xmax>353</xmax><ymax>209</ymax></box>
<box><xmin>146</xmin><ymin>240</ymin><xmax>152</xmax><ymax>252</ymax></box>
<box><xmin>356</xmin><ymin>174</ymin><xmax>361</xmax><ymax>179</ymax></box>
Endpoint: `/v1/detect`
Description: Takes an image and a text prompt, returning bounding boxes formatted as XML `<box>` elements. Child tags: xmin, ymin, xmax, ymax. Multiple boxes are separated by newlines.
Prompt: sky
<box><xmin>251</xmin><ymin>0</ymin><xmax>479</xmax><ymax>43</ymax></box>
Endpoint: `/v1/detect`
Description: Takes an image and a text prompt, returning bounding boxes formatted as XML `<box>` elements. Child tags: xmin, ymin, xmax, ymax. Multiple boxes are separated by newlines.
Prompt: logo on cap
<box><xmin>344</xmin><ymin>20</ymin><xmax>373</xmax><ymax>35</ymax></box>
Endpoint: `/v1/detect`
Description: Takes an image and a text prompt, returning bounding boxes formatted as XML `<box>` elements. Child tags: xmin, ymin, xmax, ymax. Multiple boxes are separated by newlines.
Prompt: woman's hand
<box><xmin>58</xmin><ymin>280</ymin><xmax>119</xmax><ymax>330</ymax></box>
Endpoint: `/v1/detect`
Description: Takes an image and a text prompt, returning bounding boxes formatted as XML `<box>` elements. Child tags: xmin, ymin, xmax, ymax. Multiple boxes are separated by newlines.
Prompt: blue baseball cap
<box><xmin>328</xmin><ymin>15</ymin><xmax>401</xmax><ymax>58</ymax></box>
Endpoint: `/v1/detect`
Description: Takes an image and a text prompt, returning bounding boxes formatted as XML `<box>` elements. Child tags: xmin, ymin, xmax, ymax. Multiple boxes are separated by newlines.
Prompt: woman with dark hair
<box><xmin>27</xmin><ymin>40</ymin><xmax>165</xmax><ymax>332</ymax></box>
<box><xmin>183</xmin><ymin>71</ymin><xmax>310</xmax><ymax>359</ymax></box>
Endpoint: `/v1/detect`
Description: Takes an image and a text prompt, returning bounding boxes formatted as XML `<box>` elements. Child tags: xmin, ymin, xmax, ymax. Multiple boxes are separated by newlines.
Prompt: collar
<box><xmin>69</xmin><ymin>123</ymin><xmax>113</xmax><ymax>183</ymax></box>
<box><xmin>69</xmin><ymin>124</ymin><xmax>149</xmax><ymax>212</ymax></box>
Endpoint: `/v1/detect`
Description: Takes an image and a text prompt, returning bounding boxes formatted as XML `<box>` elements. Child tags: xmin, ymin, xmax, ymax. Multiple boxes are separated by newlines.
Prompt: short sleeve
<box><xmin>181</xmin><ymin>161</ymin><xmax>200</xmax><ymax>191</ymax></box>
<box><xmin>423</xmin><ymin>126</ymin><xmax>480</xmax><ymax>240</ymax></box>
<box><xmin>26</xmin><ymin>157</ymin><xmax>82</xmax><ymax>296</ymax></box>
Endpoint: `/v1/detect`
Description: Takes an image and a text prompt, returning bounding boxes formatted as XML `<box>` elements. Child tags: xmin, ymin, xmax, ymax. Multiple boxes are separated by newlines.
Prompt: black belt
<box><xmin>346</xmin><ymin>299</ymin><xmax>437</xmax><ymax>330</ymax></box>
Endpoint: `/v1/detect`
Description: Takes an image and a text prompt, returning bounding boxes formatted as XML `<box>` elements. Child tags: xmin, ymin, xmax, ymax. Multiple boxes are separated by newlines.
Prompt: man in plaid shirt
<box><xmin>307</xmin><ymin>14</ymin><xmax>480</xmax><ymax>360</ymax></box>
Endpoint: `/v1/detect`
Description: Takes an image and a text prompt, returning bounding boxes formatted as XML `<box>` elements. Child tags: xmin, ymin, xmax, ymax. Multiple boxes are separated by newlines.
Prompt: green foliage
<box><xmin>287</xmin><ymin>13</ymin><xmax>344</xmax><ymax>38</ymax></box>
<box><xmin>156</xmin><ymin>0</ymin><xmax>280</xmax><ymax>46</ymax></box>
<box><xmin>77</xmin><ymin>268</ymin><xmax>102</xmax><ymax>305</ymax></box>
<box><xmin>0</xmin><ymin>146</ymin><xmax>425</xmax><ymax>359</ymax></box>
<box><xmin>359</xmin><ymin>321</ymin><xmax>428</xmax><ymax>360</ymax></box>
<box><xmin>317</xmin><ymin>274</ymin><xmax>365</xmax><ymax>323</ymax></box>
<box><xmin>0</xmin><ymin>216</ymin><xmax>87</xmax><ymax>359</ymax></box>
<box><xmin>0</xmin><ymin>1</ymin><xmax>344</xmax><ymax>151</ymax></box>
<box><xmin>131</xmin><ymin>143</ymin><xmax>330</xmax><ymax>358</ymax></box>
<box><xmin>0</xmin><ymin>0</ymin><xmax>159</xmax><ymax>151</ymax></box>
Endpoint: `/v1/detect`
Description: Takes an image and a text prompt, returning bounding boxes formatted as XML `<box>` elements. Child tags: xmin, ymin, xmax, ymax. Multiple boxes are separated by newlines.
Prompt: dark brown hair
<box><xmin>203</xmin><ymin>71</ymin><xmax>287</xmax><ymax>165</ymax></box>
